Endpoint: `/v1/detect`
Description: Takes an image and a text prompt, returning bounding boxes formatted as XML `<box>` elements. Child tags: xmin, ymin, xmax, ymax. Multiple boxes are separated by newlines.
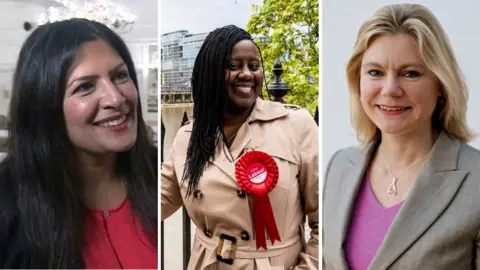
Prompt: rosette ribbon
<box><xmin>235</xmin><ymin>150</ymin><xmax>281</xmax><ymax>250</ymax></box>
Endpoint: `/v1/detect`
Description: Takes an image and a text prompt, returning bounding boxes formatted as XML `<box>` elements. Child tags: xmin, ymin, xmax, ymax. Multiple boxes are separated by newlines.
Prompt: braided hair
<box><xmin>182</xmin><ymin>25</ymin><xmax>265</xmax><ymax>197</ymax></box>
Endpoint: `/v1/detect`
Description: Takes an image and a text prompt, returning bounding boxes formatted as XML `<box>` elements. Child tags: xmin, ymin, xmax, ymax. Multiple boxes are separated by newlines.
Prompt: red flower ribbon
<box><xmin>235</xmin><ymin>150</ymin><xmax>281</xmax><ymax>250</ymax></box>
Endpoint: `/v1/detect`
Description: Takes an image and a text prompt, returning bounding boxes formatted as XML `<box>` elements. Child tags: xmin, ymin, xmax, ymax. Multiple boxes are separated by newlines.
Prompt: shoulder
<box><xmin>457</xmin><ymin>142</ymin><xmax>480</xmax><ymax>172</ymax></box>
<box><xmin>168</xmin><ymin>120</ymin><xmax>193</xmax><ymax>154</ymax></box>
<box><xmin>285</xmin><ymin>105</ymin><xmax>313</xmax><ymax>122</ymax></box>
<box><xmin>326</xmin><ymin>146</ymin><xmax>363</xmax><ymax>172</ymax></box>
<box><xmin>323</xmin><ymin>145</ymin><xmax>365</xmax><ymax>194</ymax></box>
<box><xmin>262</xmin><ymin>101</ymin><xmax>316</xmax><ymax>128</ymax></box>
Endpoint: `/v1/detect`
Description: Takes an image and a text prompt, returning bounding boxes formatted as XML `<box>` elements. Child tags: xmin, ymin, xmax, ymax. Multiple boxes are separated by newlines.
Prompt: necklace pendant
<box><xmin>387</xmin><ymin>177</ymin><xmax>398</xmax><ymax>196</ymax></box>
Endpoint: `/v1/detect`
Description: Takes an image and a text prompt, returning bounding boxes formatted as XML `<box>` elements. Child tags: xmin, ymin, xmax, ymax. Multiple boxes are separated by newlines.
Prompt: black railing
<box><xmin>160</xmin><ymin>60</ymin><xmax>318</xmax><ymax>269</ymax></box>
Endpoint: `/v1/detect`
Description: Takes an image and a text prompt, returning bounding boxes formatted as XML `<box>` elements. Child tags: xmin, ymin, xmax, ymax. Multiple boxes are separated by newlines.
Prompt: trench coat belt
<box><xmin>195</xmin><ymin>228</ymin><xmax>301</xmax><ymax>259</ymax></box>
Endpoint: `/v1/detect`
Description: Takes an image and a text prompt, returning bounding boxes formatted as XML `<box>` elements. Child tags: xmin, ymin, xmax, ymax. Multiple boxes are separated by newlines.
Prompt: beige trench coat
<box><xmin>161</xmin><ymin>98</ymin><xmax>319</xmax><ymax>270</ymax></box>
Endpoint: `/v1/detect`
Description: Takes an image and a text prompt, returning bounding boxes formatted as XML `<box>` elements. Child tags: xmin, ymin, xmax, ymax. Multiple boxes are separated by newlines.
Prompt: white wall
<box><xmin>322</xmin><ymin>0</ymin><xmax>480</xmax><ymax>170</ymax></box>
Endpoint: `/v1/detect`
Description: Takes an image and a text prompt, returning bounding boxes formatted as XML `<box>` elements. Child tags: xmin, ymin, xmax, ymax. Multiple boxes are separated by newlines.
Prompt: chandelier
<box><xmin>36</xmin><ymin>0</ymin><xmax>136</xmax><ymax>31</ymax></box>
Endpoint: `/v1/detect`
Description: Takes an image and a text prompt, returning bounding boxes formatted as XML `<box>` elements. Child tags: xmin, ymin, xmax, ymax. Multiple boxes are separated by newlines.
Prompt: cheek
<box><xmin>225</xmin><ymin>71</ymin><xmax>236</xmax><ymax>89</ymax></box>
<box><xmin>63</xmin><ymin>99</ymin><xmax>94</xmax><ymax>127</ymax></box>
<box><xmin>359</xmin><ymin>77</ymin><xmax>379</xmax><ymax>105</ymax></box>
<box><xmin>254</xmin><ymin>71</ymin><xmax>263</xmax><ymax>85</ymax></box>
<box><xmin>120</xmin><ymin>82</ymin><xmax>138</xmax><ymax>106</ymax></box>
<box><xmin>406</xmin><ymin>82</ymin><xmax>438</xmax><ymax>109</ymax></box>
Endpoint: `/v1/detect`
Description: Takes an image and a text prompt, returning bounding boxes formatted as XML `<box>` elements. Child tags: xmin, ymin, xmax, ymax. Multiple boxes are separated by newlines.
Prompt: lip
<box><xmin>232</xmin><ymin>85</ymin><xmax>255</xmax><ymax>95</ymax></box>
<box><xmin>94</xmin><ymin>113</ymin><xmax>128</xmax><ymax>125</ymax></box>
<box><xmin>234</xmin><ymin>84</ymin><xmax>255</xmax><ymax>88</ymax></box>
<box><xmin>102</xmin><ymin>119</ymin><xmax>129</xmax><ymax>132</ymax></box>
<box><xmin>376</xmin><ymin>105</ymin><xmax>411</xmax><ymax>116</ymax></box>
<box><xmin>95</xmin><ymin>114</ymin><xmax>130</xmax><ymax>132</ymax></box>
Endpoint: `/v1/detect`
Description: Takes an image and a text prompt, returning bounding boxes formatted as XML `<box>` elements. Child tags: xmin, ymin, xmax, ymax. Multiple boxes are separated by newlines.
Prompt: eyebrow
<box><xmin>361</xmin><ymin>61</ymin><xmax>425</xmax><ymax>70</ymax></box>
<box><xmin>67</xmin><ymin>62</ymin><xmax>127</xmax><ymax>88</ymax></box>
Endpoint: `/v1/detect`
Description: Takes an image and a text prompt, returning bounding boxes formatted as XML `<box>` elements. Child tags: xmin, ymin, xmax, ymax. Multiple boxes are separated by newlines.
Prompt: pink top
<box><xmin>344</xmin><ymin>173</ymin><xmax>403</xmax><ymax>270</ymax></box>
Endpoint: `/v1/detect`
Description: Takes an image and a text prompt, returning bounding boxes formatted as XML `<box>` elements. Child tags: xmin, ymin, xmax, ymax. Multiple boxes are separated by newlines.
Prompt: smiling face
<box><xmin>63</xmin><ymin>39</ymin><xmax>138</xmax><ymax>154</ymax></box>
<box><xmin>225</xmin><ymin>40</ymin><xmax>264</xmax><ymax>112</ymax></box>
<box><xmin>359</xmin><ymin>34</ymin><xmax>440</xmax><ymax>136</ymax></box>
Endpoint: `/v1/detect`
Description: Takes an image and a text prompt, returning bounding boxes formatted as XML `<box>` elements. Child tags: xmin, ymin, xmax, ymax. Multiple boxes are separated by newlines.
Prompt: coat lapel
<box><xmin>369</xmin><ymin>133</ymin><xmax>469</xmax><ymax>269</ymax></box>
<box><xmin>208</xmin><ymin>98</ymin><xmax>288</xmax><ymax>183</ymax></box>
<box><xmin>209</xmin><ymin>122</ymin><xmax>252</xmax><ymax>182</ymax></box>
<box><xmin>333</xmin><ymin>143</ymin><xmax>378</xmax><ymax>268</ymax></box>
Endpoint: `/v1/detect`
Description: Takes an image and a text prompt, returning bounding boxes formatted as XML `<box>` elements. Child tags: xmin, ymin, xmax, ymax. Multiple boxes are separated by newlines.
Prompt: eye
<box><xmin>367</xmin><ymin>70</ymin><xmax>382</xmax><ymax>77</ymax></box>
<box><xmin>404</xmin><ymin>70</ymin><xmax>421</xmax><ymax>78</ymax></box>
<box><xmin>229</xmin><ymin>63</ymin><xmax>240</xmax><ymax>70</ymax></box>
<box><xmin>114</xmin><ymin>70</ymin><xmax>130</xmax><ymax>83</ymax></box>
<box><xmin>74</xmin><ymin>82</ymin><xmax>95</xmax><ymax>93</ymax></box>
<box><xmin>249</xmin><ymin>63</ymin><xmax>260</xmax><ymax>71</ymax></box>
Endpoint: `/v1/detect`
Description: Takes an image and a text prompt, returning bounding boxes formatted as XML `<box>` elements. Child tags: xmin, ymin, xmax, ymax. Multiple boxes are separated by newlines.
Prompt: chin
<box><xmin>377</xmin><ymin>123</ymin><xmax>410</xmax><ymax>135</ymax></box>
<box><xmin>228</xmin><ymin>95</ymin><xmax>258</xmax><ymax>112</ymax></box>
<box><xmin>105</xmin><ymin>136</ymin><xmax>137</xmax><ymax>153</ymax></box>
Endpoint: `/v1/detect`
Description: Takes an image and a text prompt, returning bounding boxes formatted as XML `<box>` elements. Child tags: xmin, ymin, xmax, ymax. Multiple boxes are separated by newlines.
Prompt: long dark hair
<box><xmin>4</xmin><ymin>18</ymin><xmax>157</xmax><ymax>268</ymax></box>
<box><xmin>182</xmin><ymin>25</ymin><xmax>264</xmax><ymax>197</ymax></box>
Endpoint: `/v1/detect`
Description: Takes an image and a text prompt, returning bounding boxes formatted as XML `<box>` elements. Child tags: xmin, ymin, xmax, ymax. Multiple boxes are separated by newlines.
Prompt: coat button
<box><xmin>237</xmin><ymin>189</ymin><xmax>246</xmax><ymax>198</ymax></box>
<box><xmin>204</xmin><ymin>228</ymin><xmax>213</xmax><ymax>238</ymax></box>
<box><xmin>194</xmin><ymin>190</ymin><xmax>203</xmax><ymax>199</ymax></box>
<box><xmin>240</xmin><ymin>231</ymin><xmax>249</xmax><ymax>241</ymax></box>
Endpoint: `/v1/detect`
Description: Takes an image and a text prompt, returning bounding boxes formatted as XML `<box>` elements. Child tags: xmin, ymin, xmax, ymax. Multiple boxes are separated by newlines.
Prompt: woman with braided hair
<box><xmin>162</xmin><ymin>25</ymin><xmax>319</xmax><ymax>269</ymax></box>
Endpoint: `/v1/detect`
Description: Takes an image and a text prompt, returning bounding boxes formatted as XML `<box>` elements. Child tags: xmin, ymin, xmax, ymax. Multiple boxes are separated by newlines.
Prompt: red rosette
<box><xmin>235</xmin><ymin>150</ymin><xmax>281</xmax><ymax>250</ymax></box>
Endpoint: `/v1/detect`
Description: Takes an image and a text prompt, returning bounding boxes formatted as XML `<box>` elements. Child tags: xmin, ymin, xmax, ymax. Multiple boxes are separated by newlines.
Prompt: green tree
<box><xmin>247</xmin><ymin>0</ymin><xmax>319</xmax><ymax>114</ymax></box>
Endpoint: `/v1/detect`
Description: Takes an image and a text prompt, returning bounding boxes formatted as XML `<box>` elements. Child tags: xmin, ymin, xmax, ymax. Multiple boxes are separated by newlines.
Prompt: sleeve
<box><xmin>293</xmin><ymin>109</ymin><xmax>319</xmax><ymax>270</ymax></box>
<box><xmin>161</xmin><ymin>132</ymin><xmax>184</xmax><ymax>221</ymax></box>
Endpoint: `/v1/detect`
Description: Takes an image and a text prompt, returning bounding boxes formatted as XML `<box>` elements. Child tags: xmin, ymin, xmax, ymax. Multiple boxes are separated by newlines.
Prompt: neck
<box><xmin>376</xmin><ymin>129</ymin><xmax>438</xmax><ymax>172</ymax></box>
<box><xmin>223</xmin><ymin>106</ymin><xmax>252</xmax><ymax>128</ymax></box>
<box><xmin>73</xmin><ymin>151</ymin><xmax>125</xmax><ymax>209</ymax></box>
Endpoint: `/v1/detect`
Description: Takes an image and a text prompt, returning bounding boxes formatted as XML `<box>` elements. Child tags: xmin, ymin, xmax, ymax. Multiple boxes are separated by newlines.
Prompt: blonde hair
<box><xmin>346</xmin><ymin>3</ymin><xmax>473</xmax><ymax>144</ymax></box>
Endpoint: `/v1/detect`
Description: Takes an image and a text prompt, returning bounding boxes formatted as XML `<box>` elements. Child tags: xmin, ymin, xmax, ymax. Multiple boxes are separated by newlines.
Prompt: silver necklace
<box><xmin>379</xmin><ymin>153</ymin><xmax>429</xmax><ymax>196</ymax></box>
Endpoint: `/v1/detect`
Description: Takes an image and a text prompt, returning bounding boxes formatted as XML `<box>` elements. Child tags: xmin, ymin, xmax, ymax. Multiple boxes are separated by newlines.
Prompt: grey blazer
<box><xmin>323</xmin><ymin>132</ymin><xmax>480</xmax><ymax>270</ymax></box>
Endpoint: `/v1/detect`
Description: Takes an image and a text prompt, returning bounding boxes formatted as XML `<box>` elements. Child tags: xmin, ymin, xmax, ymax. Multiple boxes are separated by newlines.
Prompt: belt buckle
<box><xmin>216</xmin><ymin>233</ymin><xmax>237</xmax><ymax>265</ymax></box>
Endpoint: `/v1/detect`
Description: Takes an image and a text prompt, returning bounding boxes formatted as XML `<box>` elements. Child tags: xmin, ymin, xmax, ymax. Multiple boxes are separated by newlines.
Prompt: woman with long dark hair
<box><xmin>162</xmin><ymin>25</ymin><xmax>319</xmax><ymax>269</ymax></box>
<box><xmin>0</xmin><ymin>19</ymin><xmax>157</xmax><ymax>268</ymax></box>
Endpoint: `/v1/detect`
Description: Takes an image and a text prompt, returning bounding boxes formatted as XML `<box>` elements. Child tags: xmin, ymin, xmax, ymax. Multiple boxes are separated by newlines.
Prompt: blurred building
<box><xmin>161</xmin><ymin>30</ymin><xmax>208</xmax><ymax>92</ymax></box>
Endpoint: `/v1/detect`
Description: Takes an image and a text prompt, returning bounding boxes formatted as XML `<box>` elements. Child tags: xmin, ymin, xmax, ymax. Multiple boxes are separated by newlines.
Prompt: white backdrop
<box><xmin>322</xmin><ymin>0</ymin><xmax>480</xmax><ymax>170</ymax></box>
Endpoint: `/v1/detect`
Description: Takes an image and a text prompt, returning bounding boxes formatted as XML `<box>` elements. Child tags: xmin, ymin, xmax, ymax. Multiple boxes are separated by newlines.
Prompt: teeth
<box><xmin>379</xmin><ymin>106</ymin><xmax>406</xmax><ymax>111</ymax></box>
<box><xmin>236</xmin><ymin>86</ymin><xmax>252</xmax><ymax>92</ymax></box>
<box><xmin>99</xmin><ymin>115</ymin><xmax>126</xmax><ymax>127</ymax></box>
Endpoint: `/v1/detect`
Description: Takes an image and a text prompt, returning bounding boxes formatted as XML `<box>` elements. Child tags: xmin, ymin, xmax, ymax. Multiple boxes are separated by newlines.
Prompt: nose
<box><xmin>381</xmin><ymin>75</ymin><xmax>403</xmax><ymax>97</ymax></box>
<box><xmin>238</xmin><ymin>66</ymin><xmax>254</xmax><ymax>80</ymax></box>
<box><xmin>99</xmin><ymin>79</ymin><xmax>126</xmax><ymax>109</ymax></box>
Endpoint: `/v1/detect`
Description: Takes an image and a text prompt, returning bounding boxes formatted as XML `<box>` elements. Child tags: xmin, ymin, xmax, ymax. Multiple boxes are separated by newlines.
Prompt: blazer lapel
<box><xmin>333</xmin><ymin>143</ymin><xmax>377</xmax><ymax>268</ymax></box>
<box><xmin>369</xmin><ymin>133</ymin><xmax>469</xmax><ymax>269</ymax></box>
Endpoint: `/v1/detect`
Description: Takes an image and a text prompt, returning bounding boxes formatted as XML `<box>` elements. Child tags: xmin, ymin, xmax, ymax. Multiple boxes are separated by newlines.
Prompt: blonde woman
<box><xmin>323</xmin><ymin>4</ymin><xmax>480</xmax><ymax>269</ymax></box>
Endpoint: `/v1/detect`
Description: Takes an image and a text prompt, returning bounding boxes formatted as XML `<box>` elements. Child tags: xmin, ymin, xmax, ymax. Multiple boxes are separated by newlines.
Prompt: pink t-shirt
<box><xmin>344</xmin><ymin>173</ymin><xmax>403</xmax><ymax>269</ymax></box>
